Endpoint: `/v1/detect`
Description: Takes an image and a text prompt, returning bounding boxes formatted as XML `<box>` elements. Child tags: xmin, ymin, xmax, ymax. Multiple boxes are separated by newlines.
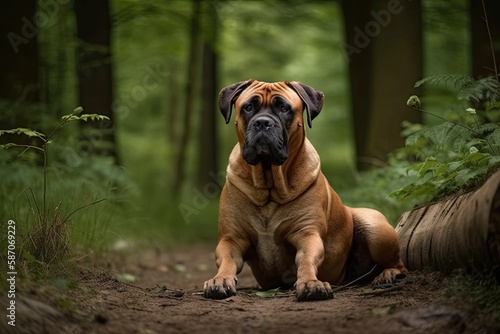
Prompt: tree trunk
<box><xmin>470</xmin><ymin>0</ymin><xmax>500</xmax><ymax>82</ymax></box>
<box><xmin>395</xmin><ymin>170</ymin><xmax>500</xmax><ymax>276</ymax></box>
<box><xmin>172</xmin><ymin>0</ymin><xmax>202</xmax><ymax>195</ymax></box>
<box><xmin>167</xmin><ymin>61</ymin><xmax>180</xmax><ymax>145</ymax></box>
<box><xmin>0</xmin><ymin>1</ymin><xmax>41</xmax><ymax>146</ymax></box>
<box><xmin>341</xmin><ymin>0</ymin><xmax>374</xmax><ymax>171</ymax></box>
<box><xmin>341</xmin><ymin>0</ymin><xmax>423</xmax><ymax>170</ymax></box>
<box><xmin>74</xmin><ymin>0</ymin><xmax>118</xmax><ymax>162</ymax></box>
<box><xmin>196</xmin><ymin>0</ymin><xmax>219</xmax><ymax>189</ymax></box>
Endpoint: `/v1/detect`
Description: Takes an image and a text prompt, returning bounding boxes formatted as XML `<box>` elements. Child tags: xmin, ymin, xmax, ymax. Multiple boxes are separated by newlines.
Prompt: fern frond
<box><xmin>478</xmin><ymin>122</ymin><xmax>500</xmax><ymax>135</ymax></box>
<box><xmin>421</xmin><ymin>122</ymin><xmax>470</xmax><ymax>149</ymax></box>
<box><xmin>457</xmin><ymin>77</ymin><xmax>500</xmax><ymax>103</ymax></box>
<box><xmin>415</xmin><ymin>74</ymin><xmax>500</xmax><ymax>103</ymax></box>
<box><xmin>414</xmin><ymin>74</ymin><xmax>475</xmax><ymax>89</ymax></box>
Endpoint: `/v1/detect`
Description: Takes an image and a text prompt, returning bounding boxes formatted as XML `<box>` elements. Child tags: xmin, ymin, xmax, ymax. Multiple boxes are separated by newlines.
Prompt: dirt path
<box><xmin>7</xmin><ymin>244</ymin><xmax>500</xmax><ymax>334</ymax></box>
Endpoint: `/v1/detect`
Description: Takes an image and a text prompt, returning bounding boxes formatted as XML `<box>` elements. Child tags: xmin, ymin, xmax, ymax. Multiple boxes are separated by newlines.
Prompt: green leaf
<box><xmin>73</xmin><ymin>106</ymin><xmax>84</xmax><ymax>115</ymax></box>
<box><xmin>80</xmin><ymin>114</ymin><xmax>110</xmax><ymax>122</ymax></box>
<box><xmin>23</xmin><ymin>251</ymin><xmax>37</xmax><ymax>262</ymax></box>
<box><xmin>414</xmin><ymin>74</ymin><xmax>499</xmax><ymax>103</ymax></box>
<box><xmin>0</xmin><ymin>128</ymin><xmax>45</xmax><ymax>138</ymax></box>
<box><xmin>0</xmin><ymin>143</ymin><xmax>17</xmax><ymax>149</ymax></box>
<box><xmin>407</xmin><ymin>158</ymin><xmax>440</xmax><ymax>177</ymax></box>
<box><xmin>23</xmin><ymin>251</ymin><xmax>36</xmax><ymax>262</ymax></box>
<box><xmin>0</xmin><ymin>129</ymin><xmax>13</xmax><ymax>136</ymax></box>
<box><xmin>61</xmin><ymin>115</ymin><xmax>80</xmax><ymax>121</ymax></box>
<box><xmin>254</xmin><ymin>288</ymin><xmax>290</xmax><ymax>298</ymax></box>
<box><xmin>414</xmin><ymin>74</ymin><xmax>475</xmax><ymax>89</ymax></box>
<box><xmin>400</xmin><ymin>121</ymin><xmax>423</xmax><ymax>137</ymax></box>
<box><xmin>117</xmin><ymin>273</ymin><xmax>136</xmax><ymax>283</ymax></box>
<box><xmin>488</xmin><ymin>156</ymin><xmax>500</xmax><ymax>167</ymax></box>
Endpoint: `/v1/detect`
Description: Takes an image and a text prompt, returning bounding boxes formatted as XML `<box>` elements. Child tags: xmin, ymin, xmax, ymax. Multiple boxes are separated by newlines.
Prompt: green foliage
<box><xmin>415</xmin><ymin>74</ymin><xmax>500</xmax><ymax>103</ymax></box>
<box><xmin>61</xmin><ymin>114</ymin><xmax>110</xmax><ymax>123</ymax></box>
<box><xmin>0</xmin><ymin>107</ymin><xmax>114</xmax><ymax>275</ymax></box>
<box><xmin>389</xmin><ymin>75</ymin><xmax>500</xmax><ymax>205</ymax></box>
<box><xmin>0</xmin><ymin>128</ymin><xmax>45</xmax><ymax>139</ymax></box>
<box><xmin>392</xmin><ymin>150</ymin><xmax>500</xmax><ymax>204</ymax></box>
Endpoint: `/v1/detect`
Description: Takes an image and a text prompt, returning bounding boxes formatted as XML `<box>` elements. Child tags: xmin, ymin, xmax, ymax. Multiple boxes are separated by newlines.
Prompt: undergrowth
<box><xmin>388</xmin><ymin>73</ymin><xmax>500</xmax><ymax>205</ymax></box>
<box><xmin>0</xmin><ymin>107</ymin><xmax>131</xmax><ymax>280</ymax></box>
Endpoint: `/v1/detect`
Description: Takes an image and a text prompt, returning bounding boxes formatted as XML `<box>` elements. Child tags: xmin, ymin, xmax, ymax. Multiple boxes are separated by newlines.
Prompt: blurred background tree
<box><xmin>342</xmin><ymin>0</ymin><xmax>423</xmax><ymax>170</ymax></box>
<box><xmin>74</xmin><ymin>0</ymin><xmax>118</xmax><ymax>161</ymax></box>
<box><xmin>0</xmin><ymin>1</ymin><xmax>41</xmax><ymax>150</ymax></box>
<box><xmin>470</xmin><ymin>0</ymin><xmax>499</xmax><ymax>84</ymax></box>
<box><xmin>0</xmin><ymin>0</ymin><xmax>495</xmax><ymax>250</ymax></box>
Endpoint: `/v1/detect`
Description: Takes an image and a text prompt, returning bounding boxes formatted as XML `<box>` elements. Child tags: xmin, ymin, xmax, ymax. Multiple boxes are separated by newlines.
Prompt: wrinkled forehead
<box><xmin>235</xmin><ymin>81</ymin><xmax>303</xmax><ymax>109</ymax></box>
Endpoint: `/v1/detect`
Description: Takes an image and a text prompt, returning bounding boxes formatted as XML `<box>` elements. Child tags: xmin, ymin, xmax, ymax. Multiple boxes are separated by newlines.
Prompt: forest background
<box><xmin>0</xmin><ymin>0</ymin><xmax>499</xmax><ymax>263</ymax></box>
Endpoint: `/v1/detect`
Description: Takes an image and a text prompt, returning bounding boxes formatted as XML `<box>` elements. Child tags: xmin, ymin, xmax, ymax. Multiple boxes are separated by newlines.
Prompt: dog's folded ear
<box><xmin>287</xmin><ymin>82</ymin><xmax>324</xmax><ymax>128</ymax></box>
<box><xmin>219</xmin><ymin>80</ymin><xmax>255</xmax><ymax>124</ymax></box>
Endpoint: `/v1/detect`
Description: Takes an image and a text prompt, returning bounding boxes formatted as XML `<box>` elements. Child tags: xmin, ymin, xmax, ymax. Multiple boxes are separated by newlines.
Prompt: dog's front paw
<box><xmin>295</xmin><ymin>280</ymin><xmax>334</xmax><ymax>302</ymax></box>
<box><xmin>203</xmin><ymin>275</ymin><xmax>238</xmax><ymax>299</ymax></box>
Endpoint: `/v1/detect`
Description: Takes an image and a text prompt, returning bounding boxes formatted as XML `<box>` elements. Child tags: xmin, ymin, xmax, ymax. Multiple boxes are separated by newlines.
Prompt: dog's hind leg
<box><xmin>349</xmin><ymin>207</ymin><xmax>408</xmax><ymax>285</ymax></box>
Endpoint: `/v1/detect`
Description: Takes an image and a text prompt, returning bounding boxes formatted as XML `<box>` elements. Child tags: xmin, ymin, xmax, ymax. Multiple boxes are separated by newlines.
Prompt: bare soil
<box><xmin>6</xmin><ymin>244</ymin><xmax>500</xmax><ymax>334</ymax></box>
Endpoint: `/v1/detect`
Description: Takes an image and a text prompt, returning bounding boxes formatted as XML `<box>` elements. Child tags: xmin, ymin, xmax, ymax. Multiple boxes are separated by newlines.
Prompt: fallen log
<box><xmin>395</xmin><ymin>170</ymin><xmax>500</xmax><ymax>275</ymax></box>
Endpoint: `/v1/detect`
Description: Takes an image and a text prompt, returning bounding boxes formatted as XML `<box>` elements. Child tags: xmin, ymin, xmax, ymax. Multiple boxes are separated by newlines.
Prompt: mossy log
<box><xmin>395</xmin><ymin>170</ymin><xmax>500</xmax><ymax>275</ymax></box>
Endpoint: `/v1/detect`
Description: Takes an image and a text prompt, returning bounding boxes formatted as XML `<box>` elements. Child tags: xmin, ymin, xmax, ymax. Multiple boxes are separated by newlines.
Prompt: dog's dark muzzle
<box><xmin>243</xmin><ymin>115</ymin><xmax>288</xmax><ymax>166</ymax></box>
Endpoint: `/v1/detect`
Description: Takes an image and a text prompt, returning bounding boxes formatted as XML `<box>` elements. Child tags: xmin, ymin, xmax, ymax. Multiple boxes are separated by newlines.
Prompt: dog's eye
<box><xmin>280</xmin><ymin>105</ymin><xmax>290</xmax><ymax>113</ymax></box>
<box><xmin>243</xmin><ymin>104</ymin><xmax>252</xmax><ymax>112</ymax></box>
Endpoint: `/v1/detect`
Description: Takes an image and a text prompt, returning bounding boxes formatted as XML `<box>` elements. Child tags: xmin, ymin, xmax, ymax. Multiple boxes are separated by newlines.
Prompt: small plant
<box><xmin>0</xmin><ymin>107</ymin><xmax>109</xmax><ymax>268</ymax></box>
<box><xmin>389</xmin><ymin>75</ymin><xmax>500</xmax><ymax>205</ymax></box>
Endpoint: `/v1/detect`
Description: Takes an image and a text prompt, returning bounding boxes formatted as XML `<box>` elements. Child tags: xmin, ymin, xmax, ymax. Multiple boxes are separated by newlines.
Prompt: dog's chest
<box><xmin>247</xmin><ymin>204</ymin><xmax>294</xmax><ymax>272</ymax></box>
<box><xmin>252</xmin><ymin>202</ymin><xmax>285</xmax><ymax>232</ymax></box>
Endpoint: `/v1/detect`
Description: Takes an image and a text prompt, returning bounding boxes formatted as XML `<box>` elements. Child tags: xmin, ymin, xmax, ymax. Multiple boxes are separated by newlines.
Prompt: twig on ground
<box><xmin>332</xmin><ymin>265</ymin><xmax>377</xmax><ymax>292</ymax></box>
<box><xmin>359</xmin><ymin>285</ymin><xmax>403</xmax><ymax>296</ymax></box>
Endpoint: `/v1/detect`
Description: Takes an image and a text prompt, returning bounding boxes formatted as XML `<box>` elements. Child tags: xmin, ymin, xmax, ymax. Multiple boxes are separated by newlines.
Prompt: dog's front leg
<box><xmin>203</xmin><ymin>236</ymin><xmax>248</xmax><ymax>299</ymax></box>
<box><xmin>290</xmin><ymin>232</ymin><xmax>334</xmax><ymax>301</ymax></box>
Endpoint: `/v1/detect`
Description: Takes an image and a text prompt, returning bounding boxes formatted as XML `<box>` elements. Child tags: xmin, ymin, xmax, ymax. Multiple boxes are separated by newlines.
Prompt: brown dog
<box><xmin>203</xmin><ymin>80</ymin><xmax>407</xmax><ymax>301</ymax></box>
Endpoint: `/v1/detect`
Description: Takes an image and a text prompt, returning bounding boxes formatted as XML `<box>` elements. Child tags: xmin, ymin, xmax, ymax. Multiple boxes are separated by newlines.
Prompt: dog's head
<box><xmin>219</xmin><ymin>80</ymin><xmax>324</xmax><ymax>167</ymax></box>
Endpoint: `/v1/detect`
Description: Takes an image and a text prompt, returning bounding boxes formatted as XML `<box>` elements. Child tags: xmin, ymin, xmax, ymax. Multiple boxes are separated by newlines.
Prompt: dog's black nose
<box><xmin>253</xmin><ymin>116</ymin><xmax>274</xmax><ymax>131</ymax></box>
